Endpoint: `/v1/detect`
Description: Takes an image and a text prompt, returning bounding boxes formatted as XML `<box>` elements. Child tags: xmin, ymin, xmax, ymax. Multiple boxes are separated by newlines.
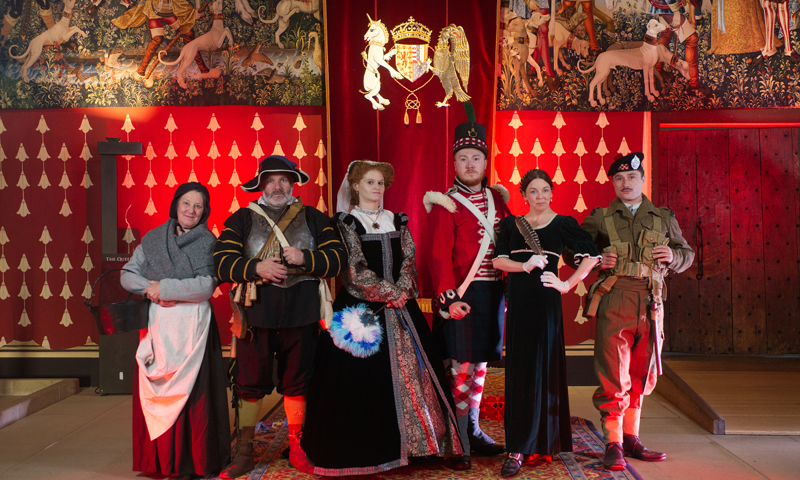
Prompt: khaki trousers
<box><xmin>592</xmin><ymin>277</ymin><xmax>662</xmax><ymax>443</ymax></box>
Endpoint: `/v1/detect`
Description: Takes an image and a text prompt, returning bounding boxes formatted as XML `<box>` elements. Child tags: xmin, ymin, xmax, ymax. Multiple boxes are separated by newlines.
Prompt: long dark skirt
<box><xmin>132</xmin><ymin>318</ymin><xmax>231</xmax><ymax>476</ymax></box>
<box><xmin>302</xmin><ymin>291</ymin><xmax>458</xmax><ymax>475</ymax></box>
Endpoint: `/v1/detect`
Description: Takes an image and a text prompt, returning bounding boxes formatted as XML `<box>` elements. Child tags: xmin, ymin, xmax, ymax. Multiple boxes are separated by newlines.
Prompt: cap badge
<box><xmin>631</xmin><ymin>155</ymin><xmax>640</xmax><ymax>170</ymax></box>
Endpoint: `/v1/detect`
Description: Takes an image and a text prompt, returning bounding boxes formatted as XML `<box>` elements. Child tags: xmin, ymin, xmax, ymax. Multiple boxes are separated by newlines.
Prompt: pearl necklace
<box><xmin>355</xmin><ymin>206</ymin><xmax>383</xmax><ymax>230</ymax></box>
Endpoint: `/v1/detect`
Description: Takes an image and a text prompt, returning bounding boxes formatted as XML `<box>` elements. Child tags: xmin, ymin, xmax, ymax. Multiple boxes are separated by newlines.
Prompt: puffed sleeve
<box><xmin>394</xmin><ymin>214</ymin><xmax>419</xmax><ymax>299</ymax></box>
<box><xmin>561</xmin><ymin>215</ymin><xmax>602</xmax><ymax>260</ymax></box>
<box><xmin>337</xmin><ymin>216</ymin><xmax>405</xmax><ymax>303</ymax></box>
<box><xmin>493</xmin><ymin>215</ymin><xmax>516</xmax><ymax>259</ymax></box>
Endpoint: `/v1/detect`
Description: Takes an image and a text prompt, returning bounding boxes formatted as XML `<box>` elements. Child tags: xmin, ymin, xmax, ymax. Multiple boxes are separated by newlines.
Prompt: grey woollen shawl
<box><xmin>140</xmin><ymin>218</ymin><xmax>216</xmax><ymax>281</ymax></box>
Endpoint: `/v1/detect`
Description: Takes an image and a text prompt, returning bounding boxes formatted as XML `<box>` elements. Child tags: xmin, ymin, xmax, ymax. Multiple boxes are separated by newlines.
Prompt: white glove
<box><xmin>523</xmin><ymin>255</ymin><xmax>548</xmax><ymax>273</ymax></box>
<box><xmin>541</xmin><ymin>271</ymin><xmax>570</xmax><ymax>293</ymax></box>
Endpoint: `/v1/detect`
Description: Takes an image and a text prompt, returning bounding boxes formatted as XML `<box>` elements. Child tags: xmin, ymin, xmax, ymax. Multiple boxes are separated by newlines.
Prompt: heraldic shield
<box><xmin>390</xmin><ymin>17</ymin><xmax>435</xmax><ymax>125</ymax></box>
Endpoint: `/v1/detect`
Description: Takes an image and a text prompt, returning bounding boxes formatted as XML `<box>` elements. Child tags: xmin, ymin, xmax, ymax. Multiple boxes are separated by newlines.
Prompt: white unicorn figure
<box><xmin>361</xmin><ymin>14</ymin><xmax>402</xmax><ymax>111</ymax></box>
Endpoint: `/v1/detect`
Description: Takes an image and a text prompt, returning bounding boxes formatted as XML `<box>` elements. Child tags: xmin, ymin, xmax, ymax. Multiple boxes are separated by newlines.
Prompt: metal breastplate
<box><xmin>244</xmin><ymin>207</ymin><xmax>317</xmax><ymax>288</ymax></box>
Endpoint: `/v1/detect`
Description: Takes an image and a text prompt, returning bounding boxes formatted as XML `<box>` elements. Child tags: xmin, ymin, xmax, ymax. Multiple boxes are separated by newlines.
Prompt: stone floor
<box><xmin>0</xmin><ymin>386</ymin><xmax>798</xmax><ymax>479</ymax></box>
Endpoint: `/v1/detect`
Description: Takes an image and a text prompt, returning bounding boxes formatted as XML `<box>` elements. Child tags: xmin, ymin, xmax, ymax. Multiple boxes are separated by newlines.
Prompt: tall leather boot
<box><xmin>182</xmin><ymin>29</ymin><xmax>210</xmax><ymax>74</ymax></box>
<box><xmin>581</xmin><ymin>3</ymin><xmax>600</xmax><ymax>52</ymax></box>
<box><xmin>467</xmin><ymin>407</ymin><xmax>504</xmax><ymax>456</ymax></box>
<box><xmin>39</xmin><ymin>7</ymin><xmax>54</xmax><ymax>30</ymax></box>
<box><xmin>136</xmin><ymin>35</ymin><xmax>164</xmax><ymax>78</ymax></box>
<box><xmin>684</xmin><ymin>32</ymin><xmax>710</xmax><ymax>95</ymax></box>
<box><xmin>1</xmin><ymin>14</ymin><xmax>19</xmax><ymax>45</ymax></box>
<box><xmin>219</xmin><ymin>426</ymin><xmax>256</xmax><ymax>479</ymax></box>
<box><xmin>537</xmin><ymin>18</ymin><xmax>560</xmax><ymax>92</ymax></box>
<box><xmin>220</xmin><ymin>397</ymin><xmax>261</xmax><ymax>479</ymax></box>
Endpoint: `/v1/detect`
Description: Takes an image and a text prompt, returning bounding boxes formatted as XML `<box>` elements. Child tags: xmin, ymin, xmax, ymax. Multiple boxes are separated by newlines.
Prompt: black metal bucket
<box><xmin>84</xmin><ymin>269</ymin><xmax>150</xmax><ymax>335</ymax></box>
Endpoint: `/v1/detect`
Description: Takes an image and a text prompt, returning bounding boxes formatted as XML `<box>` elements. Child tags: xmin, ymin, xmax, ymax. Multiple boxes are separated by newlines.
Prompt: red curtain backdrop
<box><xmin>325</xmin><ymin>0</ymin><xmax>499</xmax><ymax>301</ymax></box>
<box><xmin>0</xmin><ymin>105</ymin><xmax>327</xmax><ymax>349</ymax></box>
<box><xmin>493</xmin><ymin>110</ymin><xmax>644</xmax><ymax>345</ymax></box>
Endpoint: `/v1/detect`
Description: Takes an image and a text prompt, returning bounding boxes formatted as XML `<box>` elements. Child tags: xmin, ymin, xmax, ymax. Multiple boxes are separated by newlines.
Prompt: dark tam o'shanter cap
<box><xmin>241</xmin><ymin>155</ymin><xmax>310</xmax><ymax>192</ymax></box>
<box><xmin>608</xmin><ymin>152</ymin><xmax>645</xmax><ymax>177</ymax></box>
<box><xmin>453</xmin><ymin>101</ymin><xmax>489</xmax><ymax>157</ymax></box>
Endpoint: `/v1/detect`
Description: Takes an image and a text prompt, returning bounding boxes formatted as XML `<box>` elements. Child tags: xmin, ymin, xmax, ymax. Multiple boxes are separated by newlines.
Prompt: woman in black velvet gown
<box><xmin>492</xmin><ymin>170</ymin><xmax>601</xmax><ymax>478</ymax></box>
<box><xmin>302</xmin><ymin>161</ymin><xmax>462</xmax><ymax>476</ymax></box>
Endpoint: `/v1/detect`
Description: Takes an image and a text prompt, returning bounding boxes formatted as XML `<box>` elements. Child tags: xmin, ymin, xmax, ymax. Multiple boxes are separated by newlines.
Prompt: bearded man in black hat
<box><xmin>423</xmin><ymin>104</ymin><xmax>510</xmax><ymax>470</ymax></box>
<box><xmin>214</xmin><ymin>155</ymin><xmax>345</xmax><ymax>478</ymax></box>
<box><xmin>571</xmin><ymin>152</ymin><xmax>694</xmax><ymax>471</ymax></box>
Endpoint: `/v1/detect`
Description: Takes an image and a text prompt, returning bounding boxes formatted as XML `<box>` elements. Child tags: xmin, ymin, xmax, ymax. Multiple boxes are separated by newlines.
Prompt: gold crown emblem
<box><xmin>391</xmin><ymin>17</ymin><xmax>432</xmax><ymax>43</ymax></box>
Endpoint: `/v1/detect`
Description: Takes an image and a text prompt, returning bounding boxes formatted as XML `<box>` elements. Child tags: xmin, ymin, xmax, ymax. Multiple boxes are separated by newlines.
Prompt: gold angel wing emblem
<box><xmin>429</xmin><ymin>24</ymin><xmax>471</xmax><ymax>107</ymax></box>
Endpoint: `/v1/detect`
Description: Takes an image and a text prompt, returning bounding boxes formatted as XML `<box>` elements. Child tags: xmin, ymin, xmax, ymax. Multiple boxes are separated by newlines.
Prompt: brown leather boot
<box><xmin>39</xmin><ymin>8</ymin><xmax>55</xmax><ymax>30</ymax></box>
<box><xmin>182</xmin><ymin>30</ymin><xmax>210</xmax><ymax>74</ymax></box>
<box><xmin>288</xmin><ymin>425</ymin><xmax>314</xmax><ymax>474</ymax></box>
<box><xmin>219</xmin><ymin>426</ymin><xmax>256</xmax><ymax>479</ymax></box>
<box><xmin>136</xmin><ymin>36</ymin><xmax>164</xmax><ymax>77</ymax></box>
<box><xmin>684</xmin><ymin>32</ymin><xmax>711</xmax><ymax>96</ymax></box>
<box><xmin>1</xmin><ymin>14</ymin><xmax>18</xmax><ymax>45</ymax></box>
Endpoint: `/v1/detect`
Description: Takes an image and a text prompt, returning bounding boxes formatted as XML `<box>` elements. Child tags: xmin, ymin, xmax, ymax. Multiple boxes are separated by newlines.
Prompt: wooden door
<box><xmin>657</xmin><ymin>128</ymin><xmax>800</xmax><ymax>355</ymax></box>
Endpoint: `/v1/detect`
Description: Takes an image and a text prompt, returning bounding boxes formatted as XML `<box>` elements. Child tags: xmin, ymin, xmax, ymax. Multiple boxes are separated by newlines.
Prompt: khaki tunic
<box><xmin>580</xmin><ymin>195</ymin><xmax>694</xmax><ymax>439</ymax></box>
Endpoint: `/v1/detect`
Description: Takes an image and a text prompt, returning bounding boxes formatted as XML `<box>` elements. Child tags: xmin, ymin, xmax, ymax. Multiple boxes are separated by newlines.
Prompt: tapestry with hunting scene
<box><xmin>0</xmin><ymin>0</ymin><xmax>325</xmax><ymax>108</ymax></box>
<box><xmin>498</xmin><ymin>0</ymin><xmax>800</xmax><ymax>111</ymax></box>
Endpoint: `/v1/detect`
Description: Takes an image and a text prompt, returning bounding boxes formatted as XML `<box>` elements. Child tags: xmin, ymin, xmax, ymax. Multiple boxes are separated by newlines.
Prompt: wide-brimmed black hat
<box><xmin>452</xmin><ymin>102</ymin><xmax>488</xmax><ymax>157</ymax></box>
<box><xmin>608</xmin><ymin>152</ymin><xmax>645</xmax><ymax>177</ymax></box>
<box><xmin>241</xmin><ymin>155</ymin><xmax>310</xmax><ymax>192</ymax></box>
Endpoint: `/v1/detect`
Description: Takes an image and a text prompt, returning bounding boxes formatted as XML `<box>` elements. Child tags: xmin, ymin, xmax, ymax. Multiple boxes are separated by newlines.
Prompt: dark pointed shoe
<box><xmin>471</xmin><ymin>442</ymin><xmax>505</xmax><ymax>456</ymax></box>
<box><xmin>501</xmin><ymin>453</ymin><xmax>523</xmax><ymax>478</ymax></box>
<box><xmin>786</xmin><ymin>52</ymin><xmax>800</xmax><ymax>64</ymax></box>
<box><xmin>623</xmin><ymin>434</ymin><xmax>666</xmax><ymax>462</ymax></box>
<box><xmin>603</xmin><ymin>442</ymin><xmax>626</xmax><ymax>471</ymax></box>
<box><xmin>447</xmin><ymin>455</ymin><xmax>471</xmax><ymax>470</ymax></box>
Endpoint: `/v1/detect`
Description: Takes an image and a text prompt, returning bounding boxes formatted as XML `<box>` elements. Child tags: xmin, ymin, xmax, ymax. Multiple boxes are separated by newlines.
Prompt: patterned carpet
<box><xmin>218</xmin><ymin>370</ymin><xmax>643</xmax><ymax>480</ymax></box>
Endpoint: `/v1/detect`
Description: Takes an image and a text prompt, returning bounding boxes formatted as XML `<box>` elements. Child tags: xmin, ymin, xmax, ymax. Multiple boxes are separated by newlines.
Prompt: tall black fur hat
<box><xmin>453</xmin><ymin>101</ymin><xmax>489</xmax><ymax>157</ymax></box>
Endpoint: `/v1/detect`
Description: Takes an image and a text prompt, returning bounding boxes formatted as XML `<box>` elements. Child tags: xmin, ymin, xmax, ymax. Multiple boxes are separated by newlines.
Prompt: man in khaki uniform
<box><xmin>579</xmin><ymin>152</ymin><xmax>694</xmax><ymax>470</ymax></box>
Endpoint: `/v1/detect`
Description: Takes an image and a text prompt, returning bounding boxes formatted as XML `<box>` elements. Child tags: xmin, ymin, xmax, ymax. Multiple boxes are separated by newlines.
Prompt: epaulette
<box><xmin>658</xmin><ymin>207</ymin><xmax>675</xmax><ymax>218</ymax></box>
<box><xmin>488</xmin><ymin>184</ymin><xmax>510</xmax><ymax>203</ymax></box>
<box><xmin>423</xmin><ymin>189</ymin><xmax>457</xmax><ymax>213</ymax></box>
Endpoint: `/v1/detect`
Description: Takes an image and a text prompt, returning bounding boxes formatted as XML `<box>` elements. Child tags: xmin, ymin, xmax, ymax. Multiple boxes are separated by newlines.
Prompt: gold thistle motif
<box><xmin>390</xmin><ymin>17</ymin><xmax>433</xmax><ymax>44</ymax></box>
<box><xmin>428</xmin><ymin>24</ymin><xmax>470</xmax><ymax>107</ymax></box>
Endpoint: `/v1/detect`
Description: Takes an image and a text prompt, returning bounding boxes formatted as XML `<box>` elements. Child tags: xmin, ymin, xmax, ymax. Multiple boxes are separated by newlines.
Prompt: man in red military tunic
<box><xmin>424</xmin><ymin>107</ymin><xmax>510</xmax><ymax>470</ymax></box>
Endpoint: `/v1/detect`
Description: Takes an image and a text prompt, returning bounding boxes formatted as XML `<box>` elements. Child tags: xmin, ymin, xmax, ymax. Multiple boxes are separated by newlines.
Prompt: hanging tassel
<box><xmin>404</xmin><ymin>109</ymin><xmax>409</xmax><ymax>126</ymax></box>
<box><xmin>595</xmin><ymin>166</ymin><xmax>609</xmax><ymax>184</ymax></box>
<box><xmin>574</xmin><ymin>194</ymin><xmax>587</xmax><ymax>213</ymax></box>
<box><xmin>416</xmin><ymin>110</ymin><xmax>422</xmax><ymax>124</ymax></box>
<box><xmin>573</xmin><ymin>306</ymin><xmax>588</xmax><ymax>325</ymax></box>
<box><xmin>510</xmin><ymin>165</ymin><xmax>521</xmax><ymax>185</ymax></box>
<box><xmin>553</xmin><ymin>165</ymin><xmax>565</xmax><ymax>185</ymax></box>
<box><xmin>574</xmin><ymin>166</ymin><xmax>587</xmax><ymax>184</ymax></box>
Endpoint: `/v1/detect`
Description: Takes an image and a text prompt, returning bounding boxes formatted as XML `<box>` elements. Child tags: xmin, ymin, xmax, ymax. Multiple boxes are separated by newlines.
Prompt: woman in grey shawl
<box><xmin>121</xmin><ymin>182</ymin><xmax>230</xmax><ymax>480</ymax></box>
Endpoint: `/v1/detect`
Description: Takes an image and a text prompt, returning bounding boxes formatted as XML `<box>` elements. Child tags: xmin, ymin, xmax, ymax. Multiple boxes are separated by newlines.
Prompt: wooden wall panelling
<box><xmin>666</xmin><ymin>130</ymin><xmax>700</xmax><ymax>353</ymax></box>
<box><xmin>760</xmin><ymin>128</ymin><xmax>800</xmax><ymax>354</ymax></box>
<box><xmin>728</xmin><ymin>129</ymin><xmax>767</xmax><ymax>354</ymax></box>
<box><xmin>695</xmin><ymin>130</ymin><xmax>733</xmax><ymax>354</ymax></box>
<box><xmin>658</xmin><ymin>130</ymin><xmax>671</xmax><ymax>351</ymax></box>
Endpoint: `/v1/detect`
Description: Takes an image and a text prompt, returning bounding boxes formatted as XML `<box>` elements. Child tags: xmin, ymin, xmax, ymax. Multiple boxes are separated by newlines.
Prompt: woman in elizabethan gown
<box><xmin>302</xmin><ymin>161</ymin><xmax>463</xmax><ymax>476</ymax></box>
<box><xmin>121</xmin><ymin>182</ymin><xmax>229</xmax><ymax>480</ymax></box>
